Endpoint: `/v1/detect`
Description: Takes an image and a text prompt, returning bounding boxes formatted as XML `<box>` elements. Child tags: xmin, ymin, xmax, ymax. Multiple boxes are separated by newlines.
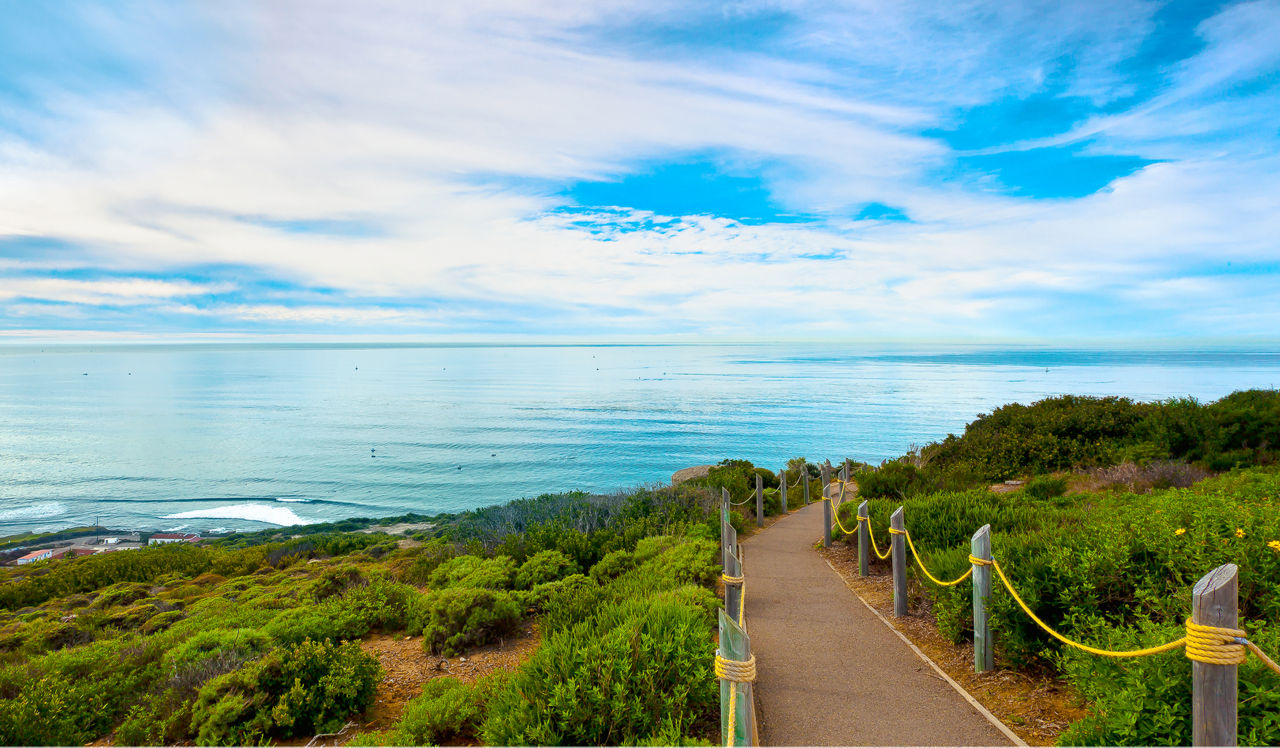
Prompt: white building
<box><xmin>16</xmin><ymin>549</ymin><xmax>54</xmax><ymax>564</ymax></box>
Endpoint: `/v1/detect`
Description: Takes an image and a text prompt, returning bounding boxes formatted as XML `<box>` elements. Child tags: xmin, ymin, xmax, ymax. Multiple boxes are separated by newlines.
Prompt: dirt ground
<box><xmin>818</xmin><ymin>542</ymin><xmax>1088</xmax><ymax>747</ymax></box>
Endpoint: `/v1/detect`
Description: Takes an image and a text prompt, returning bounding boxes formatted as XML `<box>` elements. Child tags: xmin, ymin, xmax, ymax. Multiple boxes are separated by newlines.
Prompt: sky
<box><xmin>1</xmin><ymin>0</ymin><xmax>1278</xmax><ymax>343</ymax></box>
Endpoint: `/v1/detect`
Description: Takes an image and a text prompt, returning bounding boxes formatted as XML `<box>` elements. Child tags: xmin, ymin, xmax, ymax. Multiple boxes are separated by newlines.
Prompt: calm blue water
<box><xmin>1</xmin><ymin>343</ymin><xmax>1277</xmax><ymax>535</ymax></box>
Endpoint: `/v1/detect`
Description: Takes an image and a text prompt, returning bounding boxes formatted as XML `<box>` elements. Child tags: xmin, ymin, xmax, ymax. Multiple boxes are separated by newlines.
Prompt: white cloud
<box><xmin>0</xmin><ymin>1</ymin><xmax>1277</xmax><ymax>339</ymax></box>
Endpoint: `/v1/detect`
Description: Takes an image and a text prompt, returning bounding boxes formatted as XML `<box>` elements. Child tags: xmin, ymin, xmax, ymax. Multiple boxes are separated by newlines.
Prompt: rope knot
<box><xmin>856</xmin><ymin>515</ymin><xmax>869</xmax><ymax>523</ymax></box>
<box><xmin>968</xmin><ymin>554</ymin><xmax>993</xmax><ymax>567</ymax></box>
<box><xmin>887</xmin><ymin>528</ymin><xmax>906</xmax><ymax>536</ymax></box>
<box><xmin>720</xmin><ymin>573</ymin><xmax>744</xmax><ymax>586</ymax></box>
<box><xmin>714</xmin><ymin>652</ymin><xmax>757</xmax><ymax>683</ymax></box>
<box><xmin>1185</xmin><ymin>619</ymin><xmax>1247</xmax><ymax>665</ymax></box>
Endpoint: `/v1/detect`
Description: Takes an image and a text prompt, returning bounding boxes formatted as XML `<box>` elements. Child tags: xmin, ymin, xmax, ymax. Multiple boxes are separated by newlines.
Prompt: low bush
<box><xmin>480</xmin><ymin>595</ymin><xmax>715</xmax><ymax>745</ymax></box>
<box><xmin>394</xmin><ymin>677</ymin><xmax>485</xmax><ymax>744</ymax></box>
<box><xmin>515</xmin><ymin>550</ymin><xmax>578</xmax><ymax>589</ymax></box>
<box><xmin>428</xmin><ymin>555</ymin><xmax>516</xmax><ymax>590</ymax></box>
<box><xmin>411</xmin><ymin>587</ymin><xmax>522</xmax><ymax>656</ymax></box>
<box><xmin>589</xmin><ymin>549</ymin><xmax>634</xmax><ymax>582</ymax></box>
<box><xmin>1022</xmin><ymin>474</ymin><xmax>1067</xmax><ymax>499</ymax></box>
<box><xmin>190</xmin><ymin>638</ymin><xmax>380</xmax><ymax>744</ymax></box>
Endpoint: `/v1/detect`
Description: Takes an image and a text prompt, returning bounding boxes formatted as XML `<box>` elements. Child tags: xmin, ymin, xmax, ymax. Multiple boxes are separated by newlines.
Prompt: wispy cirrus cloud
<box><xmin>0</xmin><ymin>0</ymin><xmax>1277</xmax><ymax>341</ymax></box>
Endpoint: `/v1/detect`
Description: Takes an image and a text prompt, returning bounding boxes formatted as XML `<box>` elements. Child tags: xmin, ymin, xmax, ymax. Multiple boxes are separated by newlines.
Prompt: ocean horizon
<box><xmin>2</xmin><ymin>342</ymin><xmax>1278</xmax><ymax>536</ymax></box>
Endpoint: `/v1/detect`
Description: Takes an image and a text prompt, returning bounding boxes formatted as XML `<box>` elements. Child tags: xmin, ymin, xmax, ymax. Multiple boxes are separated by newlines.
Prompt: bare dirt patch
<box><xmin>819</xmin><ymin>542</ymin><xmax>1087</xmax><ymax>747</ymax></box>
<box><xmin>343</xmin><ymin>625</ymin><xmax>539</xmax><ymax>742</ymax></box>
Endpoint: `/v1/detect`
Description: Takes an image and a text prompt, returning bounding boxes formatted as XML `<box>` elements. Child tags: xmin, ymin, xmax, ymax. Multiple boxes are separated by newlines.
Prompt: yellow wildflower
<box><xmin>1236</xmin><ymin>528</ymin><xmax>1246</xmax><ymax>539</ymax></box>
<box><xmin>1175</xmin><ymin>528</ymin><xmax>1186</xmax><ymax>536</ymax></box>
<box><xmin>1269</xmin><ymin>540</ymin><xmax>1280</xmax><ymax>553</ymax></box>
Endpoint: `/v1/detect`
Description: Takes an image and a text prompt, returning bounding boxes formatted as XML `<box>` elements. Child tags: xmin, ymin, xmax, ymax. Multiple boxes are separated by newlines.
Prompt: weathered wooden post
<box><xmin>821</xmin><ymin>461</ymin><xmax>831</xmax><ymax>487</ymax></box>
<box><xmin>717</xmin><ymin>609</ymin><xmax>755</xmax><ymax>746</ymax></box>
<box><xmin>971</xmin><ymin>524</ymin><xmax>993</xmax><ymax>672</ymax></box>
<box><xmin>802</xmin><ymin>466</ymin><xmax>810</xmax><ymax>505</ymax></box>
<box><xmin>778</xmin><ymin>470</ymin><xmax>787</xmax><ymax>513</ymax></box>
<box><xmin>1192</xmin><ymin>563</ymin><xmax>1239</xmax><ymax>747</ymax></box>
<box><xmin>857</xmin><ymin>499</ymin><xmax>870</xmax><ymax>577</ymax></box>
<box><xmin>844</xmin><ymin>457</ymin><xmax>853</xmax><ymax>483</ymax></box>
<box><xmin>822</xmin><ymin>498</ymin><xmax>832</xmax><ymax>548</ymax></box>
<box><xmin>891</xmin><ymin>506</ymin><xmax>907</xmax><ymax>617</ymax></box>
<box><xmin>747</xmin><ymin>473</ymin><xmax>757</xmax><ymax>525</ymax></box>
<box><xmin>724</xmin><ymin>549</ymin><xmax>744</xmax><ymax>624</ymax></box>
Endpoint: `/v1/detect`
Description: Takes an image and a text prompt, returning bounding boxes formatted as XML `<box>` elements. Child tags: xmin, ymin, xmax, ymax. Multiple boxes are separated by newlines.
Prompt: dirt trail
<box><xmin>742</xmin><ymin>501</ymin><xmax>1015</xmax><ymax>746</ymax></box>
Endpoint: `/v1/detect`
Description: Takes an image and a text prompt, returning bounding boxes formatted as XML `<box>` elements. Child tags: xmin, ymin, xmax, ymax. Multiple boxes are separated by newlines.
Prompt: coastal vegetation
<box><xmin>836</xmin><ymin>389</ymin><xmax>1280</xmax><ymax>745</ymax></box>
<box><xmin>1</xmin><ymin>388</ymin><xmax>1276</xmax><ymax>746</ymax></box>
<box><xmin>0</xmin><ymin>486</ymin><xmax>722</xmax><ymax>746</ymax></box>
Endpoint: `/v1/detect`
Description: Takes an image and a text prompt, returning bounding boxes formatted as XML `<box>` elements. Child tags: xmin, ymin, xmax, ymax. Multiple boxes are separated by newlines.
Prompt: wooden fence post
<box><xmin>724</xmin><ymin>548</ymin><xmax>744</xmax><ymax>625</ymax></box>
<box><xmin>857</xmin><ymin>499</ymin><xmax>870</xmax><ymax>577</ymax></box>
<box><xmin>803</xmin><ymin>467</ymin><xmax>810</xmax><ymax>505</ymax></box>
<box><xmin>718</xmin><ymin>609</ymin><xmax>755</xmax><ymax>746</ymax></box>
<box><xmin>747</xmin><ymin>473</ymin><xmax>757</xmax><ymax>525</ymax></box>
<box><xmin>821</xmin><ymin>461</ymin><xmax>831</xmax><ymax>487</ymax></box>
<box><xmin>778</xmin><ymin>470</ymin><xmax>787</xmax><ymax>513</ymax></box>
<box><xmin>1192</xmin><ymin>563</ymin><xmax>1239</xmax><ymax>747</ymax></box>
<box><xmin>721</xmin><ymin>488</ymin><xmax>732</xmax><ymax>570</ymax></box>
<box><xmin>844</xmin><ymin>457</ymin><xmax>853</xmax><ymax>483</ymax></box>
<box><xmin>971</xmin><ymin>524</ymin><xmax>993</xmax><ymax>672</ymax></box>
<box><xmin>891</xmin><ymin>506</ymin><xmax>906</xmax><ymax>617</ymax></box>
<box><xmin>822</xmin><ymin>498</ymin><xmax>832</xmax><ymax>548</ymax></box>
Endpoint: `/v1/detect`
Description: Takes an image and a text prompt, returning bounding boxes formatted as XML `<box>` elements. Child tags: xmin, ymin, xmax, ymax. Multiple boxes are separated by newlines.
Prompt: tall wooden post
<box><xmin>754</xmin><ymin>474</ymin><xmax>764</xmax><ymax>527</ymax></box>
<box><xmin>721</xmin><ymin>488</ymin><xmax>733</xmax><ymax>570</ymax></box>
<box><xmin>718</xmin><ymin>609</ymin><xmax>755</xmax><ymax>746</ymax></box>
<box><xmin>1192</xmin><ymin>564</ymin><xmax>1239</xmax><ymax>747</ymax></box>
<box><xmin>891</xmin><ymin>506</ymin><xmax>906</xmax><ymax>617</ymax></box>
<box><xmin>802</xmin><ymin>467</ymin><xmax>810</xmax><ymax>505</ymax></box>
<box><xmin>821</xmin><ymin>461</ymin><xmax>831</xmax><ymax>487</ymax></box>
<box><xmin>971</xmin><ymin>524</ymin><xmax>993</xmax><ymax>672</ymax></box>
<box><xmin>778</xmin><ymin>470</ymin><xmax>787</xmax><ymax>513</ymax></box>
<box><xmin>857</xmin><ymin>499</ymin><xmax>870</xmax><ymax>577</ymax></box>
<box><xmin>844</xmin><ymin>457</ymin><xmax>853</xmax><ymax>483</ymax></box>
<box><xmin>822</xmin><ymin>499</ymin><xmax>832</xmax><ymax>548</ymax></box>
<box><xmin>724</xmin><ymin>549</ymin><xmax>744</xmax><ymax>625</ymax></box>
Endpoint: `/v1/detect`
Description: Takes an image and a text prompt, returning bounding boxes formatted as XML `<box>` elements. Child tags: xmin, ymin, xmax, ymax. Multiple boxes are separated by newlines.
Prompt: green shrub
<box><xmin>140</xmin><ymin>609</ymin><xmax>185</xmax><ymax>634</ymax></box>
<box><xmin>428</xmin><ymin>555</ymin><xmax>516</xmax><ymax>590</ymax></box>
<box><xmin>411</xmin><ymin>587</ymin><xmax>522</xmax><ymax>656</ymax></box>
<box><xmin>515</xmin><ymin>550</ymin><xmax>579</xmax><ymax>589</ymax></box>
<box><xmin>481</xmin><ymin>595</ymin><xmax>716</xmax><ymax>745</ymax></box>
<box><xmin>590</xmin><ymin>550</ymin><xmax>634</xmax><ymax>582</ymax></box>
<box><xmin>310</xmin><ymin>564</ymin><xmax>364</xmax><ymax>599</ymax></box>
<box><xmin>1022</xmin><ymin>474</ymin><xmax>1068</xmax><ymax>500</ymax></box>
<box><xmin>533</xmin><ymin>574</ymin><xmax>602</xmax><ymax>631</ymax></box>
<box><xmin>190</xmin><ymin>638</ymin><xmax>380</xmax><ymax>744</ymax></box>
<box><xmin>394</xmin><ymin>677</ymin><xmax>485</xmax><ymax>744</ymax></box>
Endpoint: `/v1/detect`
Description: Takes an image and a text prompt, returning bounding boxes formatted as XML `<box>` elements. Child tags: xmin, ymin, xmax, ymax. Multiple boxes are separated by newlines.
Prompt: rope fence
<box><xmin>814</xmin><ymin>473</ymin><xmax>1280</xmax><ymax>746</ymax></box>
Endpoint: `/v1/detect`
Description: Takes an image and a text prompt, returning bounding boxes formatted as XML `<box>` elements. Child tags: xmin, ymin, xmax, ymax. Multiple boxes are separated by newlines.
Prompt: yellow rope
<box><xmin>902</xmin><ymin>530</ymin><xmax>973</xmax><ymax>587</ymax></box>
<box><xmin>968</xmin><ymin>554</ymin><xmax>992</xmax><ymax>566</ymax></box>
<box><xmin>1185</xmin><ymin>619</ymin><xmax>1246</xmax><ymax>665</ymax></box>
<box><xmin>716</xmin><ymin>652</ymin><xmax>756</xmax><ymax>746</ymax></box>
<box><xmin>714</xmin><ymin>652</ymin><xmax>757</xmax><ymax>682</ymax></box>
<box><xmin>830</xmin><ymin>503</ymin><xmax>859</xmax><ymax>536</ymax></box>
<box><xmin>1244</xmin><ymin>639</ymin><xmax>1280</xmax><ymax>675</ymax></box>
<box><xmin>721</xmin><ymin>573</ymin><xmax>744</xmax><ymax>585</ymax></box>
<box><xmin>991</xmin><ymin>559</ymin><xmax>1186</xmax><ymax>658</ymax></box>
<box><xmin>888</xmin><ymin>527</ymin><xmax>905</xmax><ymax>535</ymax></box>
<box><xmin>855</xmin><ymin>514</ymin><xmax>892</xmax><ymax>560</ymax></box>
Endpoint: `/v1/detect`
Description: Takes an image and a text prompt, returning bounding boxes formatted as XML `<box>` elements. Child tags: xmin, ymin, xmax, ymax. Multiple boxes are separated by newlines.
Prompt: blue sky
<box><xmin>1</xmin><ymin>0</ymin><xmax>1278</xmax><ymax>342</ymax></box>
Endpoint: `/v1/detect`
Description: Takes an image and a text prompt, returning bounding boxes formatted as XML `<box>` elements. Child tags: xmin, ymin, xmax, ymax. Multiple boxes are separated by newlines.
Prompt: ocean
<box><xmin>1</xmin><ymin>343</ymin><xmax>1277</xmax><ymax>535</ymax></box>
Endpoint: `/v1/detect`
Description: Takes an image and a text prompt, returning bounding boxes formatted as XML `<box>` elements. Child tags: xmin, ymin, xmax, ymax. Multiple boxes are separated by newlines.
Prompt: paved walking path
<box><xmin>742</xmin><ymin>501</ymin><xmax>1014</xmax><ymax>746</ymax></box>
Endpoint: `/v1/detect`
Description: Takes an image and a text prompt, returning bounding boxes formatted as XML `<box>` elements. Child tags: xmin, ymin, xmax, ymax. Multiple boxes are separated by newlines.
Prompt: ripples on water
<box><xmin>0</xmin><ymin>344</ymin><xmax>1276</xmax><ymax>534</ymax></box>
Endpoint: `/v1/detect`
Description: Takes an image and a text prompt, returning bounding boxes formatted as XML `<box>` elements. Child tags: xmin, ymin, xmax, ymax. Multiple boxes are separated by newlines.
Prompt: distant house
<box><xmin>148</xmin><ymin>533</ymin><xmax>201</xmax><ymax>545</ymax></box>
<box><xmin>16</xmin><ymin>549</ymin><xmax>54</xmax><ymax>564</ymax></box>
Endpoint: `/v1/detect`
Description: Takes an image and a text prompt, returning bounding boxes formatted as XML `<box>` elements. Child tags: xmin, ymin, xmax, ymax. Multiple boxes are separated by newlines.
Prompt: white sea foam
<box><xmin>163</xmin><ymin>503</ymin><xmax>307</xmax><ymax>526</ymax></box>
<box><xmin>0</xmin><ymin>502</ymin><xmax>66</xmax><ymax>522</ymax></box>
<box><xmin>275</xmin><ymin>498</ymin><xmax>310</xmax><ymax>503</ymax></box>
